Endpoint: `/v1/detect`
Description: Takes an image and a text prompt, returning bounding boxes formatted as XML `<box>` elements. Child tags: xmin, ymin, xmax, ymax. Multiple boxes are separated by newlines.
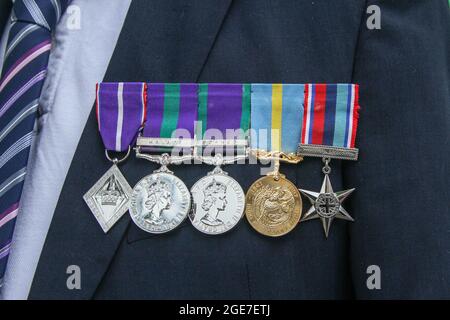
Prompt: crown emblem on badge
<box><xmin>99</xmin><ymin>175</ymin><xmax>121</xmax><ymax>206</ymax></box>
<box><xmin>147</xmin><ymin>178</ymin><xmax>171</xmax><ymax>195</ymax></box>
<box><xmin>203</xmin><ymin>179</ymin><xmax>226</xmax><ymax>196</ymax></box>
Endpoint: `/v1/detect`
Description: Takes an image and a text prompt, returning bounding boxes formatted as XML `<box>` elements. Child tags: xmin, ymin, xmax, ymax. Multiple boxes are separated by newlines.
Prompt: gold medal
<box><xmin>246</xmin><ymin>174</ymin><xmax>302</xmax><ymax>237</ymax></box>
<box><xmin>246</xmin><ymin>83</ymin><xmax>306</xmax><ymax>236</ymax></box>
<box><xmin>245</xmin><ymin>150</ymin><xmax>303</xmax><ymax>237</ymax></box>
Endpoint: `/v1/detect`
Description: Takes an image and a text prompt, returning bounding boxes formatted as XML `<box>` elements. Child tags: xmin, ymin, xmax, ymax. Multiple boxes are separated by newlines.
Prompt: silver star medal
<box><xmin>299</xmin><ymin>174</ymin><xmax>354</xmax><ymax>238</ymax></box>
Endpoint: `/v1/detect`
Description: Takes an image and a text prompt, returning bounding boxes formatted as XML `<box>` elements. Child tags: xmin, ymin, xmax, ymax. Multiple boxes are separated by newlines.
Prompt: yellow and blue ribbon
<box><xmin>250</xmin><ymin>84</ymin><xmax>304</xmax><ymax>153</ymax></box>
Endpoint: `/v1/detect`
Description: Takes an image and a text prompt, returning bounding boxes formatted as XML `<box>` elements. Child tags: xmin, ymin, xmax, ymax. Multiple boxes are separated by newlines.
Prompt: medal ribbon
<box><xmin>197</xmin><ymin>83</ymin><xmax>251</xmax><ymax>139</ymax></box>
<box><xmin>301</xmin><ymin>84</ymin><xmax>359</xmax><ymax>148</ymax></box>
<box><xmin>144</xmin><ymin>83</ymin><xmax>198</xmax><ymax>139</ymax></box>
<box><xmin>250</xmin><ymin>84</ymin><xmax>305</xmax><ymax>154</ymax></box>
<box><xmin>96</xmin><ymin>82</ymin><xmax>147</xmax><ymax>152</ymax></box>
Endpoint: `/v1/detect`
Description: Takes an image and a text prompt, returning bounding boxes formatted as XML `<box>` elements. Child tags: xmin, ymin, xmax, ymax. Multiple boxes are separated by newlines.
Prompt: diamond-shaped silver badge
<box><xmin>83</xmin><ymin>165</ymin><xmax>132</xmax><ymax>233</ymax></box>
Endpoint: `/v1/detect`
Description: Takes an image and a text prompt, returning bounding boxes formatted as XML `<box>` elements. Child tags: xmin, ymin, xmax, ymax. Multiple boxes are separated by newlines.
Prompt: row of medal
<box><xmin>84</xmin><ymin>83</ymin><xmax>360</xmax><ymax>238</ymax></box>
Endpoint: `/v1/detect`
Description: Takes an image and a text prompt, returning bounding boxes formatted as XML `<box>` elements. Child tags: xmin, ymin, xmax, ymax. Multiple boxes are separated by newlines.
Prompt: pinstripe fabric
<box><xmin>0</xmin><ymin>0</ymin><xmax>71</xmax><ymax>288</ymax></box>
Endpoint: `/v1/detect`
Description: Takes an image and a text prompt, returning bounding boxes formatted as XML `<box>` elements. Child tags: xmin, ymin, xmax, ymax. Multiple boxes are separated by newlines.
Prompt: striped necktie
<box><xmin>0</xmin><ymin>0</ymin><xmax>71</xmax><ymax>287</ymax></box>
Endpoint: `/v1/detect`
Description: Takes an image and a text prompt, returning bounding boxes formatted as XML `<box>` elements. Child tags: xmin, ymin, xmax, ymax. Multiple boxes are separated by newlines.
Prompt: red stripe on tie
<box><xmin>311</xmin><ymin>84</ymin><xmax>327</xmax><ymax>145</ymax></box>
<box><xmin>350</xmin><ymin>85</ymin><xmax>359</xmax><ymax>148</ymax></box>
<box><xmin>0</xmin><ymin>202</ymin><xmax>19</xmax><ymax>228</ymax></box>
<box><xmin>0</xmin><ymin>202</ymin><xmax>18</xmax><ymax>221</ymax></box>
<box><xmin>301</xmin><ymin>84</ymin><xmax>309</xmax><ymax>144</ymax></box>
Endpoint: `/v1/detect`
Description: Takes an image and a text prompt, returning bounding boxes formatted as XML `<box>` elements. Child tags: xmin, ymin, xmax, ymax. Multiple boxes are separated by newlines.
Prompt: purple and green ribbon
<box><xmin>197</xmin><ymin>83</ymin><xmax>251</xmax><ymax>139</ymax></box>
<box><xmin>143</xmin><ymin>83</ymin><xmax>198</xmax><ymax>139</ymax></box>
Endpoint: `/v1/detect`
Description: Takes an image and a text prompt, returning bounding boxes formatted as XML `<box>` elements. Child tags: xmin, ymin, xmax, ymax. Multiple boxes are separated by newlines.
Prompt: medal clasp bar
<box><xmin>297</xmin><ymin>144</ymin><xmax>359</xmax><ymax>161</ymax></box>
<box><xmin>194</xmin><ymin>138</ymin><xmax>249</xmax><ymax>167</ymax></box>
<box><xmin>135</xmin><ymin>136</ymin><xmax>196</xmax><ymax>172</ymax></box>
<box><xmin>136</xmin><ymin>136</ymin><xmax>195</xmax><ymax>150</ymax></box>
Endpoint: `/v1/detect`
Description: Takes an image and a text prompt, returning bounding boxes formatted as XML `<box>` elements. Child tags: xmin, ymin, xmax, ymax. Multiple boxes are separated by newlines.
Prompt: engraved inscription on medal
<box><xmin>83</xmin><ymin>165</ymin><xmax>132</xmax><ymax>233</ymax></box>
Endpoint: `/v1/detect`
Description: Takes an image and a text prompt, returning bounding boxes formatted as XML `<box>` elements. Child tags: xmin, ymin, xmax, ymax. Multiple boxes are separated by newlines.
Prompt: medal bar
<box><xmin>84</xmin><ymin>82</ymin><xmax>362</xmax><ymax>239</ymax></box>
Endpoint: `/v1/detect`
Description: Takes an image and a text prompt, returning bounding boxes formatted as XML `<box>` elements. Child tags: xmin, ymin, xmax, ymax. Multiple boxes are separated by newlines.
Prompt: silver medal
<box><xmin>129</xmin><ymin>171</ymin><xmax>191</xmax><ymax>234</ymax></box>
<box><xmin>190</xmin><ymin>168</ymin><xmax>245</xmax><ymax>235</ymax></box>
<box><xmin>83</xmin><ymin>164</ymin><xmax>132</xmax><ymax>233</ymax></box>
<box><xmin>299</xmin><ymin>158</ymin><xmax>355</xmax><ymax>238</ymax></box>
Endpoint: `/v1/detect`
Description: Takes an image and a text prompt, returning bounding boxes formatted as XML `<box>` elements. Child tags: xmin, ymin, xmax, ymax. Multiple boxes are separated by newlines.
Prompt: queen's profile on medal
<box><xmin>141</xmin><ymin>178</ymin><xmax>172</xmax><ymax>225</ymax></box>
<box><xmin>129</xmin><ymin>172</ymin><xmax>191</xmax><ymax>234</ymax></box>
<box><xmin>190</xmin><ymin>173</ymin><xmax>245</xmax><ymax>235</ymax></box>
<box><xmin>199</xmin><ymin>179</ymin><xmax>228</xmax><ymax>226</ymax></box>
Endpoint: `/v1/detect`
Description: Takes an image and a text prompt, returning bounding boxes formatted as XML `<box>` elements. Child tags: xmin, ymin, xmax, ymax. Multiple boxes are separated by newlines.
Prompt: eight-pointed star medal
<box><xmin>299</xmin><ymin>174</ymin><xmax>354</xmax><ymax>238</ymax></box>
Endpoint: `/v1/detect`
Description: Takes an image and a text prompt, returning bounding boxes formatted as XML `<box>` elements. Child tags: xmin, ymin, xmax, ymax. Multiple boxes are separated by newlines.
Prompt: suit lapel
<box><xmin>29</xmin><ymin>0</ymin><xmax>232</xmax><ymax>299</ymax></box>
<box><xmin>103</xmin><ymin>0</ymin><xmax>233</xmax><ymax>83</ymax></box>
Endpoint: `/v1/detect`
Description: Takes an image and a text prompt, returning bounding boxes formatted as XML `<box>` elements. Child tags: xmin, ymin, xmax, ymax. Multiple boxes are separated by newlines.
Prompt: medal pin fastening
<box><xmin>105</xmin><ymin>146</ymin><xmax>131</xmax><ymax>165</ymax></box>
<box><xmin>322</xmin><ymin>156</ymin><xmax>331</xmax><ymax>174</ymax></box>
<box><xmin>250</xmin><ymin>149</ymin><xmax>303</xmax><ymax>181</ymax></box>
<box><xmin>135</xmin><ymin>146</ymin><xmax>195</xmax><ymax>172</ymax></box>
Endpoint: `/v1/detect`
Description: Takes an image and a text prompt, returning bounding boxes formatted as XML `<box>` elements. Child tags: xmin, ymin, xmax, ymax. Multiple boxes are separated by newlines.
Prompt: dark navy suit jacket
<box><xmin>0</xmin><ymin>1</ymin><xmax>11</xmax><ymax>36</ymax></box>
<box><xmin>28</xmin><ymin>0</ymin><xmax>450</xmax><ymax>299</ymax></box>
